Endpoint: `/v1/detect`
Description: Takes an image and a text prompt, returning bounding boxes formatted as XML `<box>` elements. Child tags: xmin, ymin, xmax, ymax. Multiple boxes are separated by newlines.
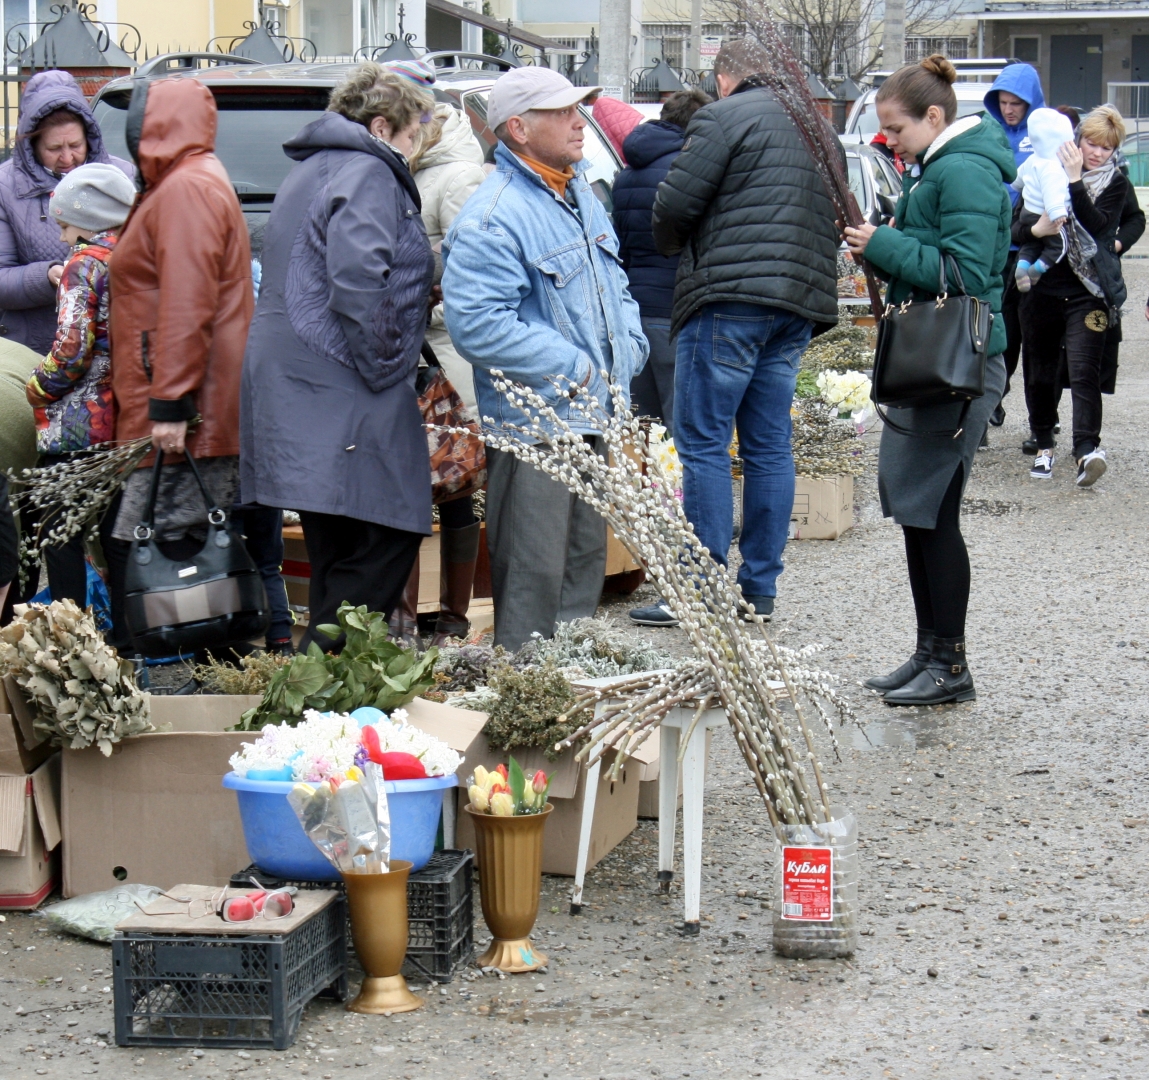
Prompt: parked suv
<box><xmin>90</xmin><ymin>52</ymin><xmax>623</xmax><ymax>259</ymax></box>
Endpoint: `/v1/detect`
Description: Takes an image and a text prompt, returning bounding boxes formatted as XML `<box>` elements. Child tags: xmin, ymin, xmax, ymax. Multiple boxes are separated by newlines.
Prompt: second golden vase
<box><xmin>465</xmin><ymin>803</ymin><xmax>552</xmax><ymax>973</ymax></box>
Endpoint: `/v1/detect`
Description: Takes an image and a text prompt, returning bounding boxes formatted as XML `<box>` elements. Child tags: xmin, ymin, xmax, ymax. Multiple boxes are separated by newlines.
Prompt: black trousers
<box><xmin>902</xmin><ymin>467</ymin><xmax>969</xmax><ymax>641</ymax></box>
<box><xmin>1020</xmin><ymin>285</ymin><xmax>1109</xmax><ymax>457</ymax></box>
<box><xmin>298</xmin><ymin>511</ymin><xmax>423</xmax><ymax>652</ymax></box>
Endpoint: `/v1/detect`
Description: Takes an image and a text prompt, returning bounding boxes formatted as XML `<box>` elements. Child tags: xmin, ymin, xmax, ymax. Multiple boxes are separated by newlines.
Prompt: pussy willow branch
<box><xmin>432</xmin><ymin>371</ymin><xmax>856</xmax><ymax>826</ymax></box>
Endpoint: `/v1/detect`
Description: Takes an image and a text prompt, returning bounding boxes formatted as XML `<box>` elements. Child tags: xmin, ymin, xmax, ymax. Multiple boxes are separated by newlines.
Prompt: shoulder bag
<box><xmin>123</xmin><ymin>451</ymin><xmax>269</xmax><ymax>658</ymax></box>
<box><xmin>417</xmin><ymin>340</ymin><xmax>487</xmax><ymax>505</ymax></box>
<box><xmin>871</xmin><ymin>254</ymin><xmax>992</xmax><ymax>438</ymax></box>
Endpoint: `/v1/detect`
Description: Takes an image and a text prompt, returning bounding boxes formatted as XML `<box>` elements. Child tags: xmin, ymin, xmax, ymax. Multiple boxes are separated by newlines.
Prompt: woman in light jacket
<box><xmin>388</xmin><ymin>102</ymin><xmax>487</xmax><ymax>647</ymax></box>
<box><xmin>240</xmin><ymin>64</ymin><xmax>435</xmax><ymax>652</ymax></box>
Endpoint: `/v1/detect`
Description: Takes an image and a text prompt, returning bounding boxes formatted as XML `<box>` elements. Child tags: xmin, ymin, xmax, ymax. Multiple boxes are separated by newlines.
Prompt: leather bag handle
<box><xmin>134</xmin><ymin>449</ymin><xmax>226</xmax><ymax>541</ymax></box>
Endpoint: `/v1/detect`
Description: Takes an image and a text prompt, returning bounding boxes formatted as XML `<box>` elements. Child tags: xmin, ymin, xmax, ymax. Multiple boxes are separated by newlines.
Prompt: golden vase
<box><xmin>342</xmin><ymin>859</ymin><xmax>423</xmax><ymax>1014</ymax></box>
<box><xmin>465</xmin><ymin>803</ymin><xmax>552</xmax><ymax>973</ymax></box>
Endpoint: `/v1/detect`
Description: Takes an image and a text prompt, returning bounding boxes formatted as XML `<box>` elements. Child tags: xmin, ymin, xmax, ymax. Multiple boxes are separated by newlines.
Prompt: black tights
<box><xmin>902</xmin><ymin>467</ymin><xmax>969</xmax><ymax>640</ymax></box>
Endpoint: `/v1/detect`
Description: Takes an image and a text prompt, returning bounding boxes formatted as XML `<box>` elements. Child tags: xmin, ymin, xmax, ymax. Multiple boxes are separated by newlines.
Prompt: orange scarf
<box><xmin>514</xmin><ymin>152</ymin><xmax>575</xmax><ymax>199</ymax></box>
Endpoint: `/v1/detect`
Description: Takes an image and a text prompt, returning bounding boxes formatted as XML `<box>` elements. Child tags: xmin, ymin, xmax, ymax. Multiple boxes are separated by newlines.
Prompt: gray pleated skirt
<box><xmin>877</xmin><ymin>354</ymin><xmax>1006</xmax><ymax>529</ymax></box>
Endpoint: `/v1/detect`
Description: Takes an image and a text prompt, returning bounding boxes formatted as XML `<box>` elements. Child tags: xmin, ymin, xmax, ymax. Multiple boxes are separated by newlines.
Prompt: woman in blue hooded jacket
<box><xmin>0</xmin><ymin>71</ymin><xmax>133</xmax><ymax>354</ymax></box>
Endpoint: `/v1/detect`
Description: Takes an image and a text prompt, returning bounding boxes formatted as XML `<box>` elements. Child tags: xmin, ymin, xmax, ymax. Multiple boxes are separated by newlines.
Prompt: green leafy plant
<box><xmin>235</xmin><ymin>602</ymin><xmax>438</xmax><ymax>730</ymax></box>
<box><xmin>481</xmin><ymin>660</ymin><xmax>590</xmax><ymax>761</ymax></box>
<box><xmin>193</xmin><ymin>650</ymin><xmax>292</xmax><ymax>696</ymax></box>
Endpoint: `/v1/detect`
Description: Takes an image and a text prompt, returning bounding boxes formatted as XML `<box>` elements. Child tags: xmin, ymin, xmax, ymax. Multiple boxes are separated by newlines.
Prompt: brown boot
<box><xmin>388</xmin><ymin>555</ymin><xmax>422</xmax><ymax>651</ymax></box>
<box><xmin>431</xmin><ymin>522</ymin><xmax>480</xmax><ymax>647</ymax></box>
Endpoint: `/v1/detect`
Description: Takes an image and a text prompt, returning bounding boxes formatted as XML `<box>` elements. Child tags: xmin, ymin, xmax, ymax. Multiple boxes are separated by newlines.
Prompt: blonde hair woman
<box><xmin>1015</xmin><ymin>103</ymin><xmax>1130</xmax><ymax>487</ymax></box>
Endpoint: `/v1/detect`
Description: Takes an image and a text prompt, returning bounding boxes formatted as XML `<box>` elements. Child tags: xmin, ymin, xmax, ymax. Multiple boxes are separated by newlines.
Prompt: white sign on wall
<box><xmin>699</xmin><ymin>35</ymin><xmax>723</xmax><ymax>70</ymax></box>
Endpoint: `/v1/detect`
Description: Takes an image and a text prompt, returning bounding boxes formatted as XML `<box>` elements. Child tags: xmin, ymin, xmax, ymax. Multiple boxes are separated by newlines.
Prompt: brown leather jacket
<box><xmin>110</xmin><ymin>78</ymin><xmax>253</xmax><ymax>459</ymax></box>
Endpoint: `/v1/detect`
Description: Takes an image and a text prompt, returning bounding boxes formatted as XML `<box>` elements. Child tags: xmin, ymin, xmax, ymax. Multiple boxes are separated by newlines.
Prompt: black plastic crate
<box><xmin>112</xmin><ymin>896</ymin><xmax>347</xmax><ymax>1049</ymax></box>
<box><xmin>406</xmin><ymin>849</ymin><xmax>474</xmax><ymax>983</ymax></box>
<box><xmin>231</xmin><ymin>849</ymin><xmax>475</xmax><ymax>983</ymax></box>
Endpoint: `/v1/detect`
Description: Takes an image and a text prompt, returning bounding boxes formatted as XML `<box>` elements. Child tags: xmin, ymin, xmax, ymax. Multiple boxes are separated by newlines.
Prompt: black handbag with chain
<box><xmin>124</xmin><ymin>451</ymin><xmax>269</xmax><ymax>657</ymax></box>
<box><xmin>871</xmin><ymin>254</ymin><xmax>993</xmax><ymax>437</ymax></box>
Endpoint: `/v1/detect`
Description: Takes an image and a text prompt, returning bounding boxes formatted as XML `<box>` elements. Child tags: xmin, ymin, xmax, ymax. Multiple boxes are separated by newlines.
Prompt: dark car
<box><xmin>91</xmin><ymin>52</ymin><xmax>624</xmax><ymax>261</ymax></box>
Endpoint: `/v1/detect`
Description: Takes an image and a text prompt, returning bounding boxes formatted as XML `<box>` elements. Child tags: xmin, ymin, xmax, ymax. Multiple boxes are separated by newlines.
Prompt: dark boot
<box><xmin>430</xmin><ymin>522</ymin><xmax>480</xmax><ymax>647</ymax></box>
<box><xmin>388</xmin><ymin>555</ymin><xmax>422</xmax><ymax>651</ymax></box>
<box><xmin>863</xmin><ymin>628</ymin><xmax>933</xmax><ymax>692</ymax></box>
<box><xmin>882</xmin><ymin>636</ymin><xmax>975</xmax><ymax>706</ymax></box>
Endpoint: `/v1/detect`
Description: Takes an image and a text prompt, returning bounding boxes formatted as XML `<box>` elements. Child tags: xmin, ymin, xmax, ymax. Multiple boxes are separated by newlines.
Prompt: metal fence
<box><xmin>1108</xmin><ymin>82</ymin><xmax>1149</xmax><ymax>119</ymax></box>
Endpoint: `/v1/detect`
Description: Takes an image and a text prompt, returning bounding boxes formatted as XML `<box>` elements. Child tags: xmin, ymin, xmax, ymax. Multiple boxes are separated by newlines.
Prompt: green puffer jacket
<box><xmin>865</xmin><ymin>115</ymin><xmax>1016</xmax><ymax>357</ymax></box>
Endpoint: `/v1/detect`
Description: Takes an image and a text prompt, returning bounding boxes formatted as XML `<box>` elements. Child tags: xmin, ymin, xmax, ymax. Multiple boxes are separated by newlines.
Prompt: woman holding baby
<box><xmin>1014</xmin><ymin>105</ymin><xmax>1130</xmax><ymax>487</ymax></box>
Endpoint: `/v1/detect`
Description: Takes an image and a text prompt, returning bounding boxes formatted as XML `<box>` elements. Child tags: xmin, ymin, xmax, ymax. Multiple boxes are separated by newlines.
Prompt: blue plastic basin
<box><xmin>222</xmin><ymin>771</ymin><xmax>457</xmax><ymax>880</ymax></box>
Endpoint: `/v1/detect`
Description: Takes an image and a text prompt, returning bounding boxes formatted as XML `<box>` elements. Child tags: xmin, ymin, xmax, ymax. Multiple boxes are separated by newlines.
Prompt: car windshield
<box><xmin>851</xmin><ymin>96</ymin><xmax>986</xmax><ymax>136</ymax></box>
<box><xmin>93</xmin><ymin>90</ymin><xmax>329</xmax><ymax>197</ymax></box>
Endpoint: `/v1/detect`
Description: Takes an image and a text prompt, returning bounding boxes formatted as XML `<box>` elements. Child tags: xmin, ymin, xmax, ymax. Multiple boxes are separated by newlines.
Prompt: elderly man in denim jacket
<box><xmin>443</xmin><ymin>68</ymin><xmax>648</xmax><ymax>651</ymax></box>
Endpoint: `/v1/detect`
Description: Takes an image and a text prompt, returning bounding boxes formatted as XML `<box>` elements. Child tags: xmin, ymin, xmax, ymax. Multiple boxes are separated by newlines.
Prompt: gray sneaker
<box><xmin>628</xmin><ymin>599</ymin><xmax>679</xmax><ymax>627</ymax></box>
<box><xmin>1076</xmin><ymin>449</ymin><xmax>1107</xmax><ymax>487</ymax></box>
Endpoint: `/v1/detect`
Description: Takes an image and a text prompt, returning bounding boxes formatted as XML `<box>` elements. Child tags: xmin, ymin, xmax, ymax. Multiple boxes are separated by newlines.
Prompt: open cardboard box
<box><xmin>0</xmin><ymin>679</ymin><xmax>62</xmax><ymax>908</ymax></box>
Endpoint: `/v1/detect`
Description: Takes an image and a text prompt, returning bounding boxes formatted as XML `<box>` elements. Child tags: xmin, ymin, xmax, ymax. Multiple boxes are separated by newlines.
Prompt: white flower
<box><xmin>816</xmin><ymin>369</ymin><xmax>872</xmax><ymax>414</ymax></box>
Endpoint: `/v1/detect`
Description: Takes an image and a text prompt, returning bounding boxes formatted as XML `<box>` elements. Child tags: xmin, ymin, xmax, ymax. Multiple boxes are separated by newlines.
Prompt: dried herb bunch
<box><xmin>9</xmin><ymin>438</ymin><xmax>153</xmax><ymax>577</ymax></box>
<box><xmin>431</xmin><ymin>372</ymin><xmax>852</xmax><ymax>827</ymax></box>
<box><xmin>0</xmin><ymin>600</ymin><xmax>151</xmax><ymax>755</ymax></box>
<box><xmin>193</xmin><ymin>650</ymin><xmax>292</xmax><ymax>696</ymax></box>
<box><xmin>791</xmin><ymin>398</ymin><xmax>866</xmax><ymax>480</ymax></box>
<box><xmin>483</xmin><ymin>660</ymin><xmax>584</xmax><ymax>762</ymax></box>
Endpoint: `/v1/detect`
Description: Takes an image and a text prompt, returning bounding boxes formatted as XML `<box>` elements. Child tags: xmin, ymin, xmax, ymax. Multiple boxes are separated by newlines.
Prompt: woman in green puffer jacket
<box><xmin>844</xmin><ymin>54</ymin><xmax>1014</xmax><ymax>707</ymax></box>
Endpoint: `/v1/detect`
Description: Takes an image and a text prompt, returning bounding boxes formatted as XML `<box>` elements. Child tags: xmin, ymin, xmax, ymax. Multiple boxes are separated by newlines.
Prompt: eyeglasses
<box><xmin>135</xmin><ymin>882</ymin><xmax>296</xmax><ymax>923</ymax></box>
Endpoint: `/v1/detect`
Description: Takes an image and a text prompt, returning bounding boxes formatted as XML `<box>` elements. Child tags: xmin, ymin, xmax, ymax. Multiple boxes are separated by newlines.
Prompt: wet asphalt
<box><xmin>1</xmin><ymin>264</ymin><xmax>1147</xmax><ymax>1080</ymax></box>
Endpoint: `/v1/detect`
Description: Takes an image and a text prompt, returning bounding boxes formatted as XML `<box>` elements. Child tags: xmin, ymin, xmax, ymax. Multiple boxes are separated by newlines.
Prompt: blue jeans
<box><xmin>675</xmin><ymin>302</ymin><xmax>812</xmax><ymax>599</ymax></box>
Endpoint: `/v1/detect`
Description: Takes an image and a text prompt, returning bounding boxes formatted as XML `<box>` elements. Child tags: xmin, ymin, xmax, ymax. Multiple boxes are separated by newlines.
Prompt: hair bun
<box><xmin>919</xmin><ymin>54</ymin><xmax>957</xmax><ymax>85</ymax></box>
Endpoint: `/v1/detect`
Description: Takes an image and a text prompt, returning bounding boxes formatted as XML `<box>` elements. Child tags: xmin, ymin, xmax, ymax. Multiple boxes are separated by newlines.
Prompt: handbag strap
<box><xmin>134</xmin><ymin>449</ymin><xmax>227</xmax><ymax>541</ymax></box>
<box><xmin>421</xmin><ymin>339</ymin><xmax>442</xmax><ymax>369</ymax></box>
<box><xmin>938</xmin><ymin>254</ymin><xmax>967</xmax><ymax>298</ymax></box>
<box><xmin>874</xmin><ymin>398</ymin><xmax>973</xmax><ymax>440</ymax></box>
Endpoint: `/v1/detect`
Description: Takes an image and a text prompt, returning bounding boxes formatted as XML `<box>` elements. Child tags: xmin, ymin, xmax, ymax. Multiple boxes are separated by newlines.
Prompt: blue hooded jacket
<box><xmin>983</xmin><ymin>63</ymin><xmax>1046</xmax><ymax>207</ymax></box>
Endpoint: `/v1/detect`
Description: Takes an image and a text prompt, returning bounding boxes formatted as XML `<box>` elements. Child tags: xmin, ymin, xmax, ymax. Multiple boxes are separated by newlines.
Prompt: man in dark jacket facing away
<box><xmin>652</xmin><ymin>39</ymin><xmax>839</xmax><ymax>619</ymax></box>
<box><xmin>612</xmin><ymin>88</ymin><xmax>711</xmax><ymax>438</ymax></box>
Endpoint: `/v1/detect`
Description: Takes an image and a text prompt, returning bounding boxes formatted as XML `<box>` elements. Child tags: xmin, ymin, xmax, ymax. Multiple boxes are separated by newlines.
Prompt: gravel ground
<box><xmin>3</xmin><ymin>265</ymin><xmax>1149</xmax><ymax>1079</ymax></box>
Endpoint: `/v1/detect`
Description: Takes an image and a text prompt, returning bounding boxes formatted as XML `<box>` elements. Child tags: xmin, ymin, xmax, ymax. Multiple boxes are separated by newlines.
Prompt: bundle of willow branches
<box><xmin>9</xmin><ymin>438</ymin><xmax>152</xmax><ymax>570</ymax></box>
<box><xmin>438</xmin><ymin>375</ymin><xmax>853</xmax><ymax>828</ymax></box>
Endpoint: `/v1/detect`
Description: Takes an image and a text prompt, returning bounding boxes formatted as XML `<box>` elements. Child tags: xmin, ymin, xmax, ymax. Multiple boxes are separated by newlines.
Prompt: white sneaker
<box><xmin>1076</xmin><ymin>449</ymin><xmax>1107</xmax><ymax>487</ymax></box>
<box><xmin>1030</xmin><ymin>449</ymin><xmax>1054</xmax><ymax>479</ymax></box>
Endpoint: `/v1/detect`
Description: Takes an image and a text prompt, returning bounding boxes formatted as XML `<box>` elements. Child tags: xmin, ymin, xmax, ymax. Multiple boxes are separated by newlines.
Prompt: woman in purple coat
<box><xmin>0</xmin><ymin>71</ymin><xmax>133</xmax><ymax>354</ymax></box>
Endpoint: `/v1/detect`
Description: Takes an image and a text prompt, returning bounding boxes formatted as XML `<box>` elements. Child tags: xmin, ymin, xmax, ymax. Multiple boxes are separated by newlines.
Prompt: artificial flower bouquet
<box><xmin>467</xmin><ymin>758</ymin><xmax>550</xmax><ymax>816</ymax></box>
<box><xmin>288</xmin><ymin>762</ymin><xmax>392</xmax><ymax>874</ymax></box>
<box><xmin>229</xmin><ymin>708</ymin><xmax>462</xmax><ymax>783</ymax></box>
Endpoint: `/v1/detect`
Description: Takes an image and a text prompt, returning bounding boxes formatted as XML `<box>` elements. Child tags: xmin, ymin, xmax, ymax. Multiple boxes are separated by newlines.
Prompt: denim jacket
<box><xmin>442</xmin><ymin>143</ymin><xmax>648</xmax><ymax>438</ymax></box>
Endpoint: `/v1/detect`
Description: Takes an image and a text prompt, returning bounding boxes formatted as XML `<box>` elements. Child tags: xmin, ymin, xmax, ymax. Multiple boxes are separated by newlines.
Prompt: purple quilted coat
<box><xmin>0</xmin><ymin>71</ymin><xmax>134</xmax><ymax>354</ymax></box>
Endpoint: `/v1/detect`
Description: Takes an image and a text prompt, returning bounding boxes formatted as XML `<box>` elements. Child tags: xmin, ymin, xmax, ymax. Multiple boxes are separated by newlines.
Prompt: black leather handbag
<box><xmin>871</xmin><ymin>254</ymin><xmax>993</xmax><ymax>437</ymax></box>
<box><xmin>124</xmin><ymin>451</ymin><xmax>269</xmax><ymax>658</ymax></box>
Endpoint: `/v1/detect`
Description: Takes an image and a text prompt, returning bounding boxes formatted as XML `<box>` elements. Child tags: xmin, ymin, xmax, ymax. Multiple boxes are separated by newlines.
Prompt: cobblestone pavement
<box><xmin>2</xmin><ymin>266</ymin><xmax>1148</xmax><ymax>1080</ymax></box>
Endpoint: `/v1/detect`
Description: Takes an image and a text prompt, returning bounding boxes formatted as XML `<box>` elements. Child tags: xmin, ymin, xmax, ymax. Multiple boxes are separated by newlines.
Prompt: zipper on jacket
<box><xmin>141</xmin><ymin>330</ymin><xmax>152</xmax><ymax>382</ymax></box>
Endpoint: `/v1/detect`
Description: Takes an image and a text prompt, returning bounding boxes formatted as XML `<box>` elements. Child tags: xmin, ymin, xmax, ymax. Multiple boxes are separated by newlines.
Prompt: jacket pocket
<box><xmin>535</xmin><ymin>245</ymin><xmax>590</xmax><ymax>327</ymax></box>
<box><xmin>141</xmin><ymin>330</ymin><xmax>153</xmax><ymax>382</ymax></box>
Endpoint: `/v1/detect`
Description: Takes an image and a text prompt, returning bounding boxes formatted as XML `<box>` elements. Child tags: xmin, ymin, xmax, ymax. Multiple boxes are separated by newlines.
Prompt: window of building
<box><xmin>905</xmin><ymin>36</ymin><xmax>970</xmax><ymax>63</ymax></box>
<box><xmin>641</xmin><ymin>23</ymin><xmax>732</xmax><ymax>71</ymax></box>
<box><xmin>303</xmin><ymin>0</ymin><xmax>354</xmax><ymax>60</ymax></box>
<box><xmin>1012</xmin><ymin>37</ymin><xmax>1040</xmax><ymax>65</ymax></box>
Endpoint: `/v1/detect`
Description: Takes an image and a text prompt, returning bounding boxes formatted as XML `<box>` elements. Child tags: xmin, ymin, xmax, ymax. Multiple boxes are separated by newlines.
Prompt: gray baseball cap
<box><xmin>486</xmin><ymin>66</ymin><xmax>602</xmax><ymax>131</ymax></box>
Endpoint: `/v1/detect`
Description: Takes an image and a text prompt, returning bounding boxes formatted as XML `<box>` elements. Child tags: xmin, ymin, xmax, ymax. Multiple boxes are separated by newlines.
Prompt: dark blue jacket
<box><xmin>612</xmin><ymin>121</ymin><xmax>685</xmax><ymax>320</ymax></box>
<box><xmin>983</xmin><ymin>63</ymin><xmax>1046</xmax><ymax>207</ymax></box>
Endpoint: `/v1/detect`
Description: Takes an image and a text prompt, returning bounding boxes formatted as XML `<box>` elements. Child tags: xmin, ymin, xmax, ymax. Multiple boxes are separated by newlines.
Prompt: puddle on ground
<box><xmin>850</xmin><ymin>710</ymin><xmax>952</xmax><ymax>750</ymax></box>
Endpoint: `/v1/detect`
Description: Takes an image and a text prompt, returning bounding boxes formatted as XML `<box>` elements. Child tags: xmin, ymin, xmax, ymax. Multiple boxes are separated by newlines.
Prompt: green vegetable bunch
<box><xmin>236</xmin><ymin>602</ymin><xmax>438</xmax><ymax>730</ymax></box>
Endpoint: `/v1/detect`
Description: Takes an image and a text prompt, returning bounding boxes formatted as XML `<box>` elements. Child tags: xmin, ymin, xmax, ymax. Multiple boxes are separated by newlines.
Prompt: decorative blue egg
<box><xmin>351</xmin><ymin>706</ymin><xmax>386</xmax><ymax>727</ymax></box>
<box><xmin>246</xmin><ymin>765</ymin><xmax>294</xmax><ymax>782</ymax></box>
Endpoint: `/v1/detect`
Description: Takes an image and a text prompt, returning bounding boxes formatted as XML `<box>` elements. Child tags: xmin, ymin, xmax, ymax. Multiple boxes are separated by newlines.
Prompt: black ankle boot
<box><xmin>882</xmin><ymin>636</ymin><xmax>975</xmax><ymax>706</ymax></box>
<box><xmin>864</xmin><ymin>628</ymin><xmax>934</xmax><ymax>692</ymax></box>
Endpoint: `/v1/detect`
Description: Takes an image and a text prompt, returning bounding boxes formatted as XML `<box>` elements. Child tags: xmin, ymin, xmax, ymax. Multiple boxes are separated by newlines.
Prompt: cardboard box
<box><xmin>61</xmin><ymin>694</ymin><xmax>262</xmax><ymax>898</ymax></box>
<box><xmin>1</xmin><ymin>676</ymin><xmax>55</xmax><ymax>776</ymax></box>
<box><xmin>634</xmin><ymin>730</ymin><xmax>712</xmax><ymax>819</ymax></box>
<box><xmin>0</xmin><ymin>753</ymin><xmax>61</xmax><ymax>909</ymax></box>
<box><xmin>790</xmin><ymin>475</ymin><xmax>854</xmax><ymax>540</ymax></box>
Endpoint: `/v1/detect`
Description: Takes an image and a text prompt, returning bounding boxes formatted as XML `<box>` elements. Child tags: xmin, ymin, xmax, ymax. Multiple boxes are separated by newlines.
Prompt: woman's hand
<box><xmin>1058</xmin><ymin>141</ymin><xmax>1084</xmax><ymax>183</ymax></box>
<box><xmin>1029</xmin><ymin>213</ymin><xmax>1062</xmax><ymax>239</ymax></box>
<box><xmin>844</xmin><ymin>222</ymin><xmax>879</xmax><ymax>257</ymax></box>
<box><xmin>151</xmin><ymin>421</ymin><xmax>188</xmax><ymax>455</ymax></box>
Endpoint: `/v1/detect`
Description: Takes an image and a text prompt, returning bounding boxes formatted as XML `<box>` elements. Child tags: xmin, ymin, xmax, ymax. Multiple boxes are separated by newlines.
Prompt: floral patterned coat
<box><xmin>25</xmin><ymin>231</ymin><xmax>116</xmax><ymax>454</ymax></box>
